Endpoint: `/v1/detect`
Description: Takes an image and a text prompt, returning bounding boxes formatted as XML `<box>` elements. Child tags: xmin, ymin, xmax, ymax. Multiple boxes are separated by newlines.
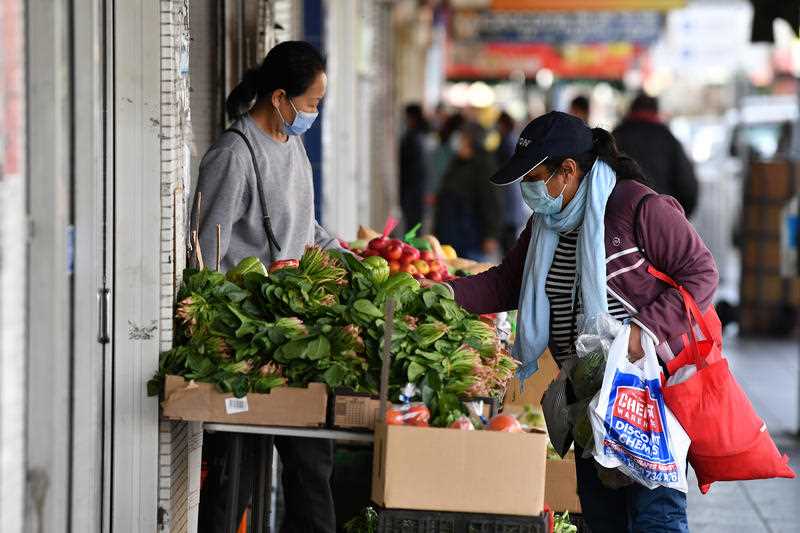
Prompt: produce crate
<box><xmin>161</xmin><ymin>375</ymin><xmax>328</xmax><ymax>427</ymax></box>
<box><xmin>328</xmin><ymin>389</ymin><xmax>388</xmax><ymax>431</ymax></box>
<box><xmin>570</xmin><ymin>513</ymin><xmax>591</xmax><ymax>533</ymax></box>
<box><xmin>375</xmin><ymin>507</ymin><xmax>548</xmax><ymax>533</ymax></box>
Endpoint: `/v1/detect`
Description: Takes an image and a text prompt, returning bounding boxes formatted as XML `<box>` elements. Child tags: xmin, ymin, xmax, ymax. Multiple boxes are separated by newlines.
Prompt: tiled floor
<box><xmin>686</xmin><ymin>337</ymin><xmax>800</xmax><ymax>533</ymax></box>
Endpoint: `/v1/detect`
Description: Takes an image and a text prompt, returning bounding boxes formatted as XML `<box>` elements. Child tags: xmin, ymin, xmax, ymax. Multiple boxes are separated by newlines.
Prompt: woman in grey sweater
<box><xmin>192</xmin><ymin>41</ymin><xmax>338</xmax><ymax>533</ymax></box>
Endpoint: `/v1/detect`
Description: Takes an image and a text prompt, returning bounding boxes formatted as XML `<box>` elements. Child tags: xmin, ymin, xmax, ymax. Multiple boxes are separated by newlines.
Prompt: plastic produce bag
<box><xmin>589</xmin><ymin>324</ymin><xmax>690</xmax><ymax>492</ymax></box>
<box><xmin>542</xmin><ymin>363</ymin><xmax>574</xmax><ymax>458</ymax></box>
<box><xmin>568</xmin><ymin>314</ymin><xmax>621</xmax><ymax>457</ymax></box>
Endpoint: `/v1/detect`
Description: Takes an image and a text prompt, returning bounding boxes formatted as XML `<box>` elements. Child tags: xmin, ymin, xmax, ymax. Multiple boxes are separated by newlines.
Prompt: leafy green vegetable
<box><xmin>151</xmin><ymin>246</ymin><xmax>518</xmax><ymax>426</ymax></box>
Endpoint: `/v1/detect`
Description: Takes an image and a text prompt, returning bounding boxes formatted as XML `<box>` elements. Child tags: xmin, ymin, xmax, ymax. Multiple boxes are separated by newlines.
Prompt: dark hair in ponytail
<box><xmin>544</xmin><ymin>127</ymin><xmax>650</xmax><ymax>186</ymax></box>
<box><xmin>225</xmin><ymin>41</ymin><xmax>326</xmax><ymax>120</ymax></box>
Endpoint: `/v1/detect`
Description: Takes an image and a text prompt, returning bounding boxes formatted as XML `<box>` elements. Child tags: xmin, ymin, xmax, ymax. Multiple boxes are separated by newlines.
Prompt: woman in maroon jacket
<box><xmin>447</xmin><ymin>112</ymin><xmax>718</xmax><ymax>533</ymax></box>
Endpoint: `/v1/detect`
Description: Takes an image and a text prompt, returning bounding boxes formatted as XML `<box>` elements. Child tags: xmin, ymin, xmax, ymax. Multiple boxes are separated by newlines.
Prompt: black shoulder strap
<box><xmin>226</xmin><ymin>128</ymin><xmax>282</xmax><ymax>253</ymax></box>
<box><xmin>633</xmin><ymin>193</ymin><xmax>657</xmax><ymax>264</ymax></box>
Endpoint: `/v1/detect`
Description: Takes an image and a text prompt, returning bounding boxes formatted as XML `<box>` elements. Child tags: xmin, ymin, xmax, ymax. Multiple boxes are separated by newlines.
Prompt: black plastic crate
<box><xmin>570</xmin><ymin>513</ymin><xmax>591</xmax><ymax>533</ymax></box>
<box><xmin>375</xmin><ymin>507</ymin><xmax>548</xmax><ymax>533</ymax></box>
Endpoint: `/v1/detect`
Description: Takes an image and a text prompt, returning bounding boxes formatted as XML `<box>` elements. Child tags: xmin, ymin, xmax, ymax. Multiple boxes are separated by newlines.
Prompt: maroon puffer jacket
<box><xmin>449</xmin><ymin>179</ymin><xmax>719</xmax><ymax>362</ymax></box>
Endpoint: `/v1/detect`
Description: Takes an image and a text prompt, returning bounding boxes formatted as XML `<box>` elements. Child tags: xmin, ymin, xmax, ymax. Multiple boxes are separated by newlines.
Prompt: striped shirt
<box><xmin>545</xmin><ymin>228</ymin><xmax>630</xmax><ymax>365</ymax></box>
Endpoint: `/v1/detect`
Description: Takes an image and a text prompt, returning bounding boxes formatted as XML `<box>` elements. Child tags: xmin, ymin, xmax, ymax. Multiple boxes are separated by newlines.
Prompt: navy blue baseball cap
<box><xmin>490</xmin><ymin>111</ymin><xmax>593</xmax><ymax>186</ymax></box>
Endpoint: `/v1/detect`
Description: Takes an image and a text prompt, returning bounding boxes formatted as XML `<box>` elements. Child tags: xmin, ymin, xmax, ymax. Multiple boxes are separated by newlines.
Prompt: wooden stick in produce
<box><xmin>192</xmin><ymin>230</ymin><xmax>204</xmax><ymax>271</ymax></box>
<box><xmin>194</xmin><ymin>191</ymin><xmax>202</xmax><ymax>234</ymax></box>
<box><xmin>192</xmin><ymin>192</ymin><xmax>204</xmax><ymax>269</ymax></box>
<box><xmin>378</xmin><ymin>298</ymin><xmax>395</xmax><ymax>423</ymax></box>
<box><xmin>215</xmin><ymin>224</ymin><xmax>221</xmax><ymax>271</ymax></box>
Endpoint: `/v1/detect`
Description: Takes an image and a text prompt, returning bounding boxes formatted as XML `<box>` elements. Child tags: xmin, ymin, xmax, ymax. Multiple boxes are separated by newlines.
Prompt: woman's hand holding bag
<box><xmin>588</xmin><ymin>323</ymin><xmax>691</xmax><ymax>492</ymax></box>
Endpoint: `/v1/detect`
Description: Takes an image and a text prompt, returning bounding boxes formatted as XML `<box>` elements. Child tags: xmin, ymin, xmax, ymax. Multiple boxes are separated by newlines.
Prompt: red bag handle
<box><xmin>646</xmin><ymin>265</ymin><xmax>715</xmax><ymax>368</ymax></box>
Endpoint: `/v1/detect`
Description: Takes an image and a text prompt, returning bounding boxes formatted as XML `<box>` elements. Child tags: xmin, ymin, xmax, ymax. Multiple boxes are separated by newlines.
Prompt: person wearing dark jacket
<box><xmin>399</xmin><ymin>103</ymin><xmax>431</xmax><ymax>231</ymax></box>
<box><xmin>613</xmin><ymin>93</ymin><xmax>699</xmax><ymax>217</ymax></box>
<box><xmin>444</xmin><ymin>112</ymin><xmax>718</xmax><ymax>533</ymax></box>
<box><xmin>434</xmin><ymin>123</ymin><xmax>500</xmax><ymax>261</ymax></box>
<box><xmin>496</xmin><ymin>112</ymin><xmax>529</xmax><ymax>253</ymax></box>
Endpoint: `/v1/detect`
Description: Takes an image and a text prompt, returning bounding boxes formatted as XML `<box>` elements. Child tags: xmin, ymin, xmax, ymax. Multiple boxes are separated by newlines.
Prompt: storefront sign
<box><xmin>447</xmin><ymin>41</ymin><xmax>643</xmax><ymax>79</ymax></box>
<box><xmin>453</xmin><ymin>10</ymin><xmax>663</xmax><ymax>44</ymax></box>
<box><xmin>491</xmin><ymin>0</ymin><xmax>685</xmax><ymax>10</ymax></box>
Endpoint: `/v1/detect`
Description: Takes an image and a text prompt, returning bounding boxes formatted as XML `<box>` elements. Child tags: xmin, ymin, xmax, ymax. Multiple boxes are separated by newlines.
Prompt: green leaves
<box><xmin>152</xmin><ymin>246</ymin><xmax>515</xmax><ymax>425</ymax></box>
<box><xmin>307</xmin><ymin>336</ymin><xmax>331</xmax><ymax>360</ymax></box>
<box><xmin>353</xmin><ymin>299</ymin><xmax>383</xmax><ymax>318</ymax></box>
<box><xmin>407</xmin><ymin>361</ymin><xmax>426</xmax><ymax>382</ymax></box>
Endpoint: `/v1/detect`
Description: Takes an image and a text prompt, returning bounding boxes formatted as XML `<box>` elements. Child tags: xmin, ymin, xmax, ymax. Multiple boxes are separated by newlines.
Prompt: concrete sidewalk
<box><xmin>686</xmin><ymin>337</ymin><xmax>800</xmax><ymax>533</ymax></box>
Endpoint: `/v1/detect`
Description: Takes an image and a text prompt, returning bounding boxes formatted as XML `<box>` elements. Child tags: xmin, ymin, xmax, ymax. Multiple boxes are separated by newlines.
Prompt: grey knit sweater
<box><xmin>191</xmin><ymin>114</ymin><xmax>338</xmax><ymax>271</ymax></box>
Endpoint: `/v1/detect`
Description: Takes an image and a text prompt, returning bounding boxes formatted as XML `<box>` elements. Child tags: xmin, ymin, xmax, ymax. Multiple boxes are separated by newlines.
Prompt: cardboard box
<box><xmin>747</xmin><ymin>161</ymin><xmax>798</xmax><ymax>201</ymax></box>
<box><xmin>371</xmin><ymin>422</ymin><xmax>547</xmax><ymax>516</ymax></box>
<box><xmin>545</xmin><ymin>451</ymin><xmax>582</xmax><ymax>514</ymax></box>
<box><xmin>161</xmin><ymin>375</ymin><xmax>328</xmax><ymax>427</ymax></box>
<box><xmin>743</xmin><ymin>240</ymin><xmax>781</xmax><ymax>272</ymax></box>
<box><xmin>503</xmin><ymin>349</ymin><xmax>559</xmax><ymax>408</ymax></box>
<box><xmin>330</xmin><ymin>393</ymin><xmax>388</xmax><ymax>430</ymax></box>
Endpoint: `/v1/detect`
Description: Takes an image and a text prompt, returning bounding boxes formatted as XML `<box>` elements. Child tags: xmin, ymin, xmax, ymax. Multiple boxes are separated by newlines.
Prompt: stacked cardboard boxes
<box><xmin>740</xmin><ymin>161</ymin><xmax>799</xmax><ymax>335</ymax></box>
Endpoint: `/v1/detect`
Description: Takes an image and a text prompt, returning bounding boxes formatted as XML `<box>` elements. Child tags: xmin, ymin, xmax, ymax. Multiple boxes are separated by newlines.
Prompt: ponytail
<box><xmin>225</xmin><ymin>41</ymin><xmax>326</xmax><ymax>121</ymax></box>
<box><xmin>590</xmin><ymin>128</ymin><xmax>650</xmax><ymax>185</ymax></box>
<box><xmin>225</xmin><ymin>69</ymin><xmax>260</xmax><ymax>121</ymax></box>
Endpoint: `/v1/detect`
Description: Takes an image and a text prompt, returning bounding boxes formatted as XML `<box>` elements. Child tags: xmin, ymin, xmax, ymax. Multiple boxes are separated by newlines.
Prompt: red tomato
<box><xmin>420</xmin><ymin>250</ymin><xmax>435</xmax><ymax>262</ymax></box>
<box><xmin>406</xmin><ymin>405</ymin><xmax>430</xmax><ymax>426</ymax></box>
<box><xmin>389</xmin><ymin>261</ymin><xmax>401</xmax><ymax>274</ymax></box>
<box><xmin>427</xmin><ymin>271</ymin><xmax>443</xmax><ymax>282</ymax></box>
<box><xmin>386</xmin><ymin>244</ymin><xmax>403</xmax><ymax>261</ymax></box>
<box><xmin>487</xmin><ymin>414</ymin><xmax>524</xmax><ymax>433</ymax></box>
<box><xmin>400</xmin><ymin>254</ymin><xmax>415</xmax><ymax>266</ymax></box>
<box><xmin>362</xmin><ymin>248</ymin><xmax>380</xmax><ymax>257</ymax></box>
<box><xmin>385</xmin><ymin>409</ymin><xmax>405</xmax><ymax>426</ymax></box>
<box><xmin>369</xmin><ymin>237</ymin><xmax>389</xmax><ymax>251</ymax></box>
<box><xmin>402</xmin><ymin>247</ymin><xmax>420</xmax><ymax>263</ymax></box>
<box><xmin>401</xmin><ymin>263</ymin><xmax>418</xmax><ymax>276</ymax></box>
<box><xmin>450</xmin><ymin>417</ymin><xmax>475</xmax><ymax>431</ymax></box>
<box><xmin>428</xmin><ymin>260</ymin><xmax>444</xmax><ymax>273</ymax></box>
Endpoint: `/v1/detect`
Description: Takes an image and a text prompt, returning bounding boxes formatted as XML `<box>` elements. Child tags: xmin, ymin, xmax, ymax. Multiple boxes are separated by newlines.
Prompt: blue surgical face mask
<box><xmin>278</xmin><ymin>97</ymin><xmax>319</xmax><ymax>136</ymax></box>
<box><xmin>520</xmin><ymin>168</ymin><xmax>567</xmax><ymax>215</ymax></box>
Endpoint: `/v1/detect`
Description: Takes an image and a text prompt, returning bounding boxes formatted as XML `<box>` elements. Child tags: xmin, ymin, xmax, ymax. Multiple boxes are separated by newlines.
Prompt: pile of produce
<box><xmin>149</xmin><ymin>247</ymin><xmax>517</xmax><ymax>426</ymax></box>
<box><xmin>347</xmin><ymin>233</ymin><xmax>455</xmax><ymax>284</ymax></box>
<box><xmin>347</xmin><ymin>221</ymin><xmax>493</xmax><ymax>280</ymax></box>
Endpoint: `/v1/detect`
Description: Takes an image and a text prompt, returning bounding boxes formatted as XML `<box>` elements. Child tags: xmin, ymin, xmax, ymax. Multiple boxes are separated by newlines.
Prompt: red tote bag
<box><xmin>648</xmin><ymin>265</ymin><xmax>795</xmax><ymax>494</ymax></box>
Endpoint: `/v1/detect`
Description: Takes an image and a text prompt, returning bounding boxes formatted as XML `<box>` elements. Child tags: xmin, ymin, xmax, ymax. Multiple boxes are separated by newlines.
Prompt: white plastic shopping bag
<box><xmin>588</xmin><ymin>324</ymin><xmax>690</xmax><ymax>492</ymax></box>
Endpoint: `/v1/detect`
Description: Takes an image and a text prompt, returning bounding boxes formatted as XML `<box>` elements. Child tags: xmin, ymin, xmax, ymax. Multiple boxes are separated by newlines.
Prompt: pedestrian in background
<box><xmin>425</xmin><ymin>112</ymin><xmax>465</xmax><ymax>232</ymax></box>
<box><xmin>613</xmin><ymin>92</ymin><xmax>699</xmax><ymax>217</ymax></box>
<box><xmin>434</xmin><ymin>122</ymin><xmax>500</xmax><ymax>261</ymax></box>
<box><xmin>495</xmin><ymin>111</ymin><xmax>529</xmax><ymax>253</ymax></box>
<box><xmin>399</xmin><ymin>103</ymin><xmax>432</xmax><ymax>231</ymax></box>
<box><xmin>569</xmin><ymin>95</ymin><xmax>591</xmax><ymax>123</ymax></box>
